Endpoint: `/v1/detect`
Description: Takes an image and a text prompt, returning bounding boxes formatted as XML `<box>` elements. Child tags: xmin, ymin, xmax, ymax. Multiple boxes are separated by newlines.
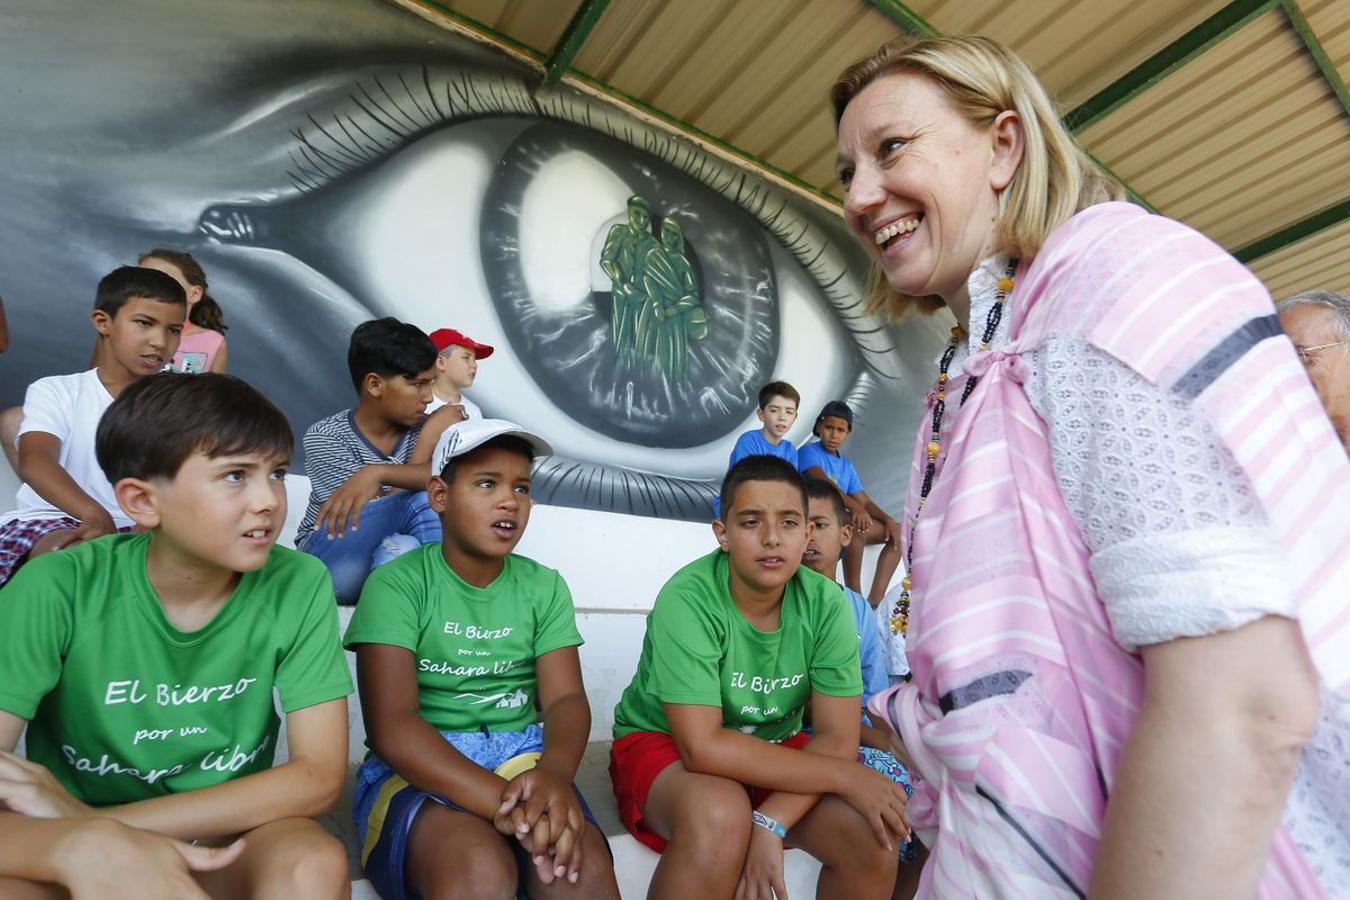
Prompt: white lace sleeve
<box><xmin>1022</xmin><ymin>336</ymin><xmax>1293</xmax><ymax>650</ymax></box>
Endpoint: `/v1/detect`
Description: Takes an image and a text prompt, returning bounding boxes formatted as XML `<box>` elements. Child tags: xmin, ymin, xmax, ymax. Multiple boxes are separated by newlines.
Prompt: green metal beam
<box><xmin>541</xmin><ymin>0</ymin><xmax>612</xmax><ymax>89</ymax></box>
<box><xmin>1279</xmin><ymin>0</ymin><xmax>1350</xmax><ymax>122</ymax></box>
<box><xmin>1064</xmin><ymin>0</ymin><xmax>1279</xmax><ymax>133</ymax></box>
<box><xmin>1233</xmin><ymin>198</ymin><xmax>1350</xmax><ymax>262</ymax></box>
<box><xmin>867</xmin><ymin>0</ymin><xmax>938</xmax><ymax>37</ymax></box>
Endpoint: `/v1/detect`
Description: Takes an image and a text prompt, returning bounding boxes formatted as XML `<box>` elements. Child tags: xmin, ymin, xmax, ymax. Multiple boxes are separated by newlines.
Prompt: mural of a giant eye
<box><xmin>178</xmin><ymin>63</ymin><xmax>924</xmax><ymax>521</ymax></box>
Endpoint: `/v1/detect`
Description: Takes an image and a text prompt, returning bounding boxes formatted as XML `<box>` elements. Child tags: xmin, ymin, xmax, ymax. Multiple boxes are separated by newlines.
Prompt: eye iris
<box><xmin>481</xmin><ymin>122</ymin><xmax>777</xmax><ymax>449</ymax></box>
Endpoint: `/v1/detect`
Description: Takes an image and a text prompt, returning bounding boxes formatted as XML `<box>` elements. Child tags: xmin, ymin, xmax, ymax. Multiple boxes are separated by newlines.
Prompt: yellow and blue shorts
<box><xmin>352</xmin><ymin>725</ymin><xmax>607</xmax><ymax>900</ymax></box>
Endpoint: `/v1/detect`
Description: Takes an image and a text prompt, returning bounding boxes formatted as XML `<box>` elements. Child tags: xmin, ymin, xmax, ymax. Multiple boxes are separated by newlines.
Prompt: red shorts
<box><xmin>609</xmin><ymin>730</ymin><xmax>811</xmax><ymax>852</ymax></box>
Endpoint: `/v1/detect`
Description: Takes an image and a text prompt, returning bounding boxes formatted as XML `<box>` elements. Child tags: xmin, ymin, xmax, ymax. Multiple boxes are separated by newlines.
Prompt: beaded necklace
<box><xmin>891</xmin><ymin>259</ymin><xmax>1018</xmax><ymax>637</ymax></box>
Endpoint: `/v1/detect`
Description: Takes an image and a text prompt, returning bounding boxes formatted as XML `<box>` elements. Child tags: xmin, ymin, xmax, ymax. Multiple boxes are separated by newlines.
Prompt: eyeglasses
<box><xmin>1296</xmin><ymin>340</ymin><xmax>1350</xmax><ymax>363</ymax></box>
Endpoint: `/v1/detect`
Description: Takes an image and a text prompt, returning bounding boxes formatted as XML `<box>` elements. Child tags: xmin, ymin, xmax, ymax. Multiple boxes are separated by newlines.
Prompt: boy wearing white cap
<box><xmin>344</xmin><ymin>419</ymin><xmax>619</xmax><ymax>900</ymax></box>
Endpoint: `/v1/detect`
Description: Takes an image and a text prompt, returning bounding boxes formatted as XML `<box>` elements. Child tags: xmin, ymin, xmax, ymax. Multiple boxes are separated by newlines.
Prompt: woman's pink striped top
<box><xmin>870</xmin><ymin>202</ymin><xmax>1350</xmax><ymax>898</ymax></box>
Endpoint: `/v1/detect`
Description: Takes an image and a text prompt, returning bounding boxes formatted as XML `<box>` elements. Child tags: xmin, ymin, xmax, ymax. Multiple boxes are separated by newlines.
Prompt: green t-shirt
<box><xmin>0</xmin><ymin>533</ymin><xmax>353</xmax><ymax>807</ymax></box>
<box><xmin>343</xmin><ymin>545</ymin><xmax>583</xmax><ymax>734</ymax></box>
<box><xmin>612</xmin><ymin>549</ymin><xmax>862</xmax><ymax>742</ymax></box>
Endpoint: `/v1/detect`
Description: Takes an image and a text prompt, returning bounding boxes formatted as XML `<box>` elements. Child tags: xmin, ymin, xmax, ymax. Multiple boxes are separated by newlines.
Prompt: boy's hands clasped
<box><xmin>494</xmin><ymin>764</ymin><xmax>586</xmax><ymax>885</ymax></box>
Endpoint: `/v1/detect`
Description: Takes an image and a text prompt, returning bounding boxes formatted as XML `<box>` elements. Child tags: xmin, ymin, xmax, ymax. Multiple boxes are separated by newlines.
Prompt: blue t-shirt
<box><xmin>798</xmin><ymin>442</ymin><xmax>863</xmax><ymax>495</ymax></box>
<box><xmin>842</xmin><ymin>586</ymin><xmax>888</xmax><ymax>706</ymax></box>
<box><xmin>715</xmin><ymin>429</ymin><xmax>799</xmax><ymax>518</ymax></box>
<box><xmin>728</xmin><ymin>428</ymin><xmax>798</xmax><ymax>468</ymax></box>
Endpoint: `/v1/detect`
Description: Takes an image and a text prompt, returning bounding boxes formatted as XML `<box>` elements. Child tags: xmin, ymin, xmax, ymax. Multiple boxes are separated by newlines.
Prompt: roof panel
<box><xmin>1303</xmin><ymin>0</ymin><xmax>1350</xmax><ymax>82</ymax></box>
<box><xmin>690</xmin><ymin>0</ymin><xmax>855</xmax><ymax>137</ymax></box>
<box><xmin>598</xmin><ymin>0</ymin><xmax>726</xmax><ymax>101</ymax></box>
<box><xmin>570</xmin><ymin>0</ymin><xmax>668</xmax><ymax>82</ymax></box>
<box><xmin>1080</xmin><ymin>10</ymin><xmax>1350</xmax><ymax>249</ymax></box>
<box><xmin>497</xmin><ymin>0</ymin><xmax>585</xmax><ymax>53</ymax></box>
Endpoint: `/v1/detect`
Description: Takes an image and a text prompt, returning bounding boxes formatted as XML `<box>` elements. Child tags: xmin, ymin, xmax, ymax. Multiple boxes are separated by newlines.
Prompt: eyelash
<box><xmin>204</xmin><ymin>66</ymin><xmax>899</xmax><ymax>519</ymax></box>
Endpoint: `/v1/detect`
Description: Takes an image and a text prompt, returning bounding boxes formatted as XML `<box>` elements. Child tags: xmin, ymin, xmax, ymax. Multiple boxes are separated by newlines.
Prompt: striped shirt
<box><xmin>296</xmin><ymin>410</ymin><xmax>424</xmax><ymax>547</ymax></box>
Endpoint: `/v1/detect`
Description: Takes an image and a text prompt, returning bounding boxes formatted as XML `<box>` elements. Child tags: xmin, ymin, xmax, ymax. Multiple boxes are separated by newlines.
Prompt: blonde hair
<box><xmin>831</xmin><ymin>35</ymin><xmax>1124</xmax><ymax>318</ymax></box>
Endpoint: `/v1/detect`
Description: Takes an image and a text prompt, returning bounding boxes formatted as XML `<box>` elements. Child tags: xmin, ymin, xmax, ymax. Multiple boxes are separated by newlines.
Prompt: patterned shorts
<box><xmin>0</xmin><ymin>516</ymin><xmax>80</xmax><ymax>587</ymax></box>
<box><xmin>352</xmin><ymin>725</ymin><xmax>608</xmax><ymax>900</ymax></box>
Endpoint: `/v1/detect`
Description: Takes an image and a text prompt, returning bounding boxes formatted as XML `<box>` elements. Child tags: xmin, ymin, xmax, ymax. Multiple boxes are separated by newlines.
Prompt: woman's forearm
<box><xmin>1089</xmin><ymin>618</ymin><xmax>1318</xmax><ymax>897</ymax></box>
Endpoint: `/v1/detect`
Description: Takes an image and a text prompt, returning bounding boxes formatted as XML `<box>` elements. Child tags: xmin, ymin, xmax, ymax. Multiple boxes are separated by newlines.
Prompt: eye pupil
<box><xmin>480</xmin><ymin>122</ymin><xmax>782</xmax><ymax>450</ymax></box>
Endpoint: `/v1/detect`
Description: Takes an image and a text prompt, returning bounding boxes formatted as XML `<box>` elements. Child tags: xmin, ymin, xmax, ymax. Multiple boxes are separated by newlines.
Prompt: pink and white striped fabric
<box><xmin>870</xmin><ymin>202</ymin><xmax>1350</xmax><ymax>898</ymax></box>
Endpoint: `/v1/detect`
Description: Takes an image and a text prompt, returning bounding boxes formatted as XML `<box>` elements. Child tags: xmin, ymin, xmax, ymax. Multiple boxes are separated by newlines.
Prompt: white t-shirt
<box><xmin>3</xmin><ymin>369</ymin><xmax>132</xmax><ymax>528</ymax></box>
<box><xmin>425</xmin><ymin>393</ymin><xmax>481</xmax><ymax>419</ymax></box>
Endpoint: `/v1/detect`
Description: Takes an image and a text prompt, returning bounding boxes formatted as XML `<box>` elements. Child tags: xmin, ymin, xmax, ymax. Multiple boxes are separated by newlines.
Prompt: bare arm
<box><xmin>752</xmin><ymin>692</ymin><xmax>861</xmax><ymax>831</ymax></box>
<box><xmin>666</xmin><ymin>698</ymin><xmax>857</xmax><ymax>806</ymax></box>
<box><xmin>356</xmin><ymin>642</ymin><xmax>506</xmax><ymax>820</ymax></box>
<box><xmin>1089</xmin><ymin>616</ymin><xmax>1319</xmax><ymax>898</ymax></box>
<box><xmin>17</xmin><ymin>432</ymin><xmax>115</xmax><ymax>535</ymax></box>
<box><xmin>855</xmin><ymin>490</ymin><xmax>897</xmax><ymax>528</ymax></box>
<box><xmin>208</xmin><ymin>340</ymin><xmax>228</xmax><ymax>374</ymax></box>
<box><xmin>100</xmin><ymin>698</ymin><xmax>348</xmax><ymax>840</ymax></box>
<box><xmin>0</xmin><ymin>814</ymin><xmax>240</xmax><ymax>899</ymax></box>
<box><xmin>534</xmin><ymin>646</ymin><xmax>590</xmax><ymax>781</ymax></box>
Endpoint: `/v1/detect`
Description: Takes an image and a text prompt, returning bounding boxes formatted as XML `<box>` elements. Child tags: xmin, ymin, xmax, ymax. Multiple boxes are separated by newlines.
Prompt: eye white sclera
<box><xmin>515</xmin><ymin>150</ymin><xmax>633</xmax><ymax>313</ymax></box>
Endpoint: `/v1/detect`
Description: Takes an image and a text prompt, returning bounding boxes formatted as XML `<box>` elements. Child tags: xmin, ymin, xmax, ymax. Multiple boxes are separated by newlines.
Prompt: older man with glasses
<box><xmin>1279</xmin><ymin>290</ymin><xmax>1350</xmax><ymax>449</ymax></box>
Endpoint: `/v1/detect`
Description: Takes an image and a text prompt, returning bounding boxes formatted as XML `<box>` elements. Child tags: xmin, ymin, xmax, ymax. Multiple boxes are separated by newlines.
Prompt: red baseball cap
<box><xmin>429</xmin><ymin>328</ymin><xmax>494</xmax><ymax>359</ymax></box>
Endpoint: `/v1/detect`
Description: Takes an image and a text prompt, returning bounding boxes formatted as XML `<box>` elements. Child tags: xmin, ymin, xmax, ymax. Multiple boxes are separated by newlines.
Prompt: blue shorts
<box><xmin>352</xmin><ymin>725</ymin><xmax>607</xmax><ymax>900</ymax></box>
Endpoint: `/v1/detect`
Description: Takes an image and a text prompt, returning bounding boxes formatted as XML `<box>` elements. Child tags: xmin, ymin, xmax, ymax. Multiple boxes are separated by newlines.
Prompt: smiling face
<box><xmin>431</xmin><ymin>442</ymin><xmax>533</xmax><ymax>564</ymax></box>
<box><xmin>836</xmin><ymin>71</ymin><xmax>1020</xmax><ymax>306</ymax></box>
<box><xmin>138</xmin><ymin>448</ymin><xmax>289</xmax><ymax>576</ymax></box>
<box><xmin>756</xmin><ymin>394</ymin><xmax>798</xmax><ymax>441</ymax></box>
<box><xmin>93</xmin><ymin>296</ymin><xmax>185</xmax><ymax>377</ymax></box>
<box><xmin>714</xmin><ymin>477</ymin><xmax>811</xmax><ymax>599</ymax></box>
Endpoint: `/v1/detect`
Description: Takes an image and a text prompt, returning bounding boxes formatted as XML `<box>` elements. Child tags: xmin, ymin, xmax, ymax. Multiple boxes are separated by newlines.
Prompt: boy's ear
<box><xmin>91</xmin><ymin>309</ymin><xmax>113</xmax><ymax>337</ymax></box>
<box><xmin>711</xmin><ymin>517</ymin><xmax>730</xmax><ymax>551</ymax></box>
<box><xmin>434</xmin><ymin>354</ymin><xmax>449</xmax><ymax>373</ymax></box>
<box><xmin>754</xmin><ymin>407</ymin><xmax>766</xmax><ymax>424</ymax></box>
<box><xmin>362</xmin><ymin>372</ymin><xmax>385</xmax><ymax>399</ymax></box>
<box><xmin>426</xmin><ymin>475</ymin><xmax>450</xmax><ymax>514</ymax></box>
<box><xmin>114</xmin><ymin>477</ymin><xmax>161</xmax><ymax>529</ymax></box>
<box><xmin>839</xmin><ymin>521</ymin><xmax>854</xmax><ymax>548</ymax></box>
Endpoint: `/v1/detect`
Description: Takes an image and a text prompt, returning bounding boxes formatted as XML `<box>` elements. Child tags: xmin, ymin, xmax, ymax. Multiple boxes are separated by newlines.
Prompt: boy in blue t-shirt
<box><xmin>714</xmin><ymin>380</ymin><xmax>800</xmax><ymax>518</ymax></box>
<box><xmin>344</xmin><ymin>418</ymin><xmax>619</xmax><ymax>900</ymax></box>
<box><xmin>802</xmin><ymin>476</ymin><xmax>921</xmax><ymax>885</ymax></box>
<box><xmin>798</xmin><ymin>400</ymin><xmax>902</xmax><ymax>607</ymax></box>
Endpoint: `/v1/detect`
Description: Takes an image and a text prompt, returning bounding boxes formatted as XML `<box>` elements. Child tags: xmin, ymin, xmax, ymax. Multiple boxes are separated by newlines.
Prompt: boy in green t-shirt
<box><xmin>610</xmin><ymin>455</ymin><xmax>910</xmax><ymax>900</ymax></box>
<box><xmin>0</xmin><ymin>373</ymin><xmax>354</xmax><ymax>898</ymax></box>
<box><xmin>344</xmin><ymin>418</ymin><xmax>619</xmax><ymax>900</ymax></box>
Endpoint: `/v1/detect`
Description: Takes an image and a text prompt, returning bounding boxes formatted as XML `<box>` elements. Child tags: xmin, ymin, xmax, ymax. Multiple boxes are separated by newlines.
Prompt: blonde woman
<box><xmin>835</xmin><ymin>36</ymin><xmax>1350</xmax><ymax>898</ymax></box>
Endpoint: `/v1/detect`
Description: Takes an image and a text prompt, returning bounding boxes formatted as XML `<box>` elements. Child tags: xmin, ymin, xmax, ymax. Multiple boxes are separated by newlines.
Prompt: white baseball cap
<box><xmin>431</xmin><ymin>418</ymin><xmax>553</xmax><ymax>475</ymax></box>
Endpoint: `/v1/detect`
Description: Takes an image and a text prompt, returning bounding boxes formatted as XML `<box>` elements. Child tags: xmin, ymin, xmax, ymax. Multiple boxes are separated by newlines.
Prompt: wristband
<box><xmin>751</xmin><ymin>810</ymin><xmax>787</xmax><ymax>839</ymax></box>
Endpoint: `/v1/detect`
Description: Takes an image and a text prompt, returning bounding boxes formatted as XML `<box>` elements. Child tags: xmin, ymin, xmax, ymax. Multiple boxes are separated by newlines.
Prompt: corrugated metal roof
<box><xmin>391</xmin><ymin>0</ymin><xmax>1350</xmax><ymax>298</ymax></box>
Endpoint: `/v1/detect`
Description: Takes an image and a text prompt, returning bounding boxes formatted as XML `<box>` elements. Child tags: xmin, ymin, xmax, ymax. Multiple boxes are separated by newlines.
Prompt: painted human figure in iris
<box><xmin>638</xmin><ymin>218</ymin><xmax>708</xmax><ymax>381</ymax></box>
<box><xmin>599</xmin><ymin>194</ymin><xmax>660</xmax><ymax>361</ymax></box>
